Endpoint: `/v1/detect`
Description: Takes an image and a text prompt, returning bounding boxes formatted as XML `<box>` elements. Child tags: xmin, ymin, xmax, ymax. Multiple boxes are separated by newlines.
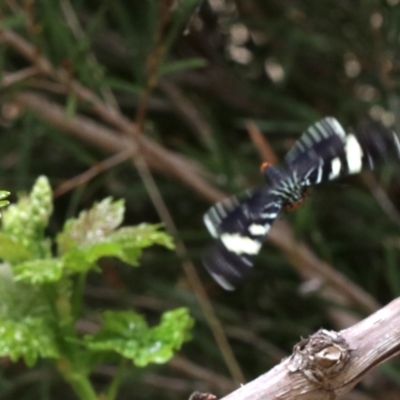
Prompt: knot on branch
<box><xmin>287</xmin><ymin>329</ymin><xmax>351</xmax><ymax>389</ymax></box>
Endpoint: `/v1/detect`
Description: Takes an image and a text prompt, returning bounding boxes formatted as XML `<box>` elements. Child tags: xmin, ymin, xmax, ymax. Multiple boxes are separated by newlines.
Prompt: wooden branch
<box><xmin>215</xmin><ymin>297</ymin><xmax>400</xmax><ymax>400</ymax></box>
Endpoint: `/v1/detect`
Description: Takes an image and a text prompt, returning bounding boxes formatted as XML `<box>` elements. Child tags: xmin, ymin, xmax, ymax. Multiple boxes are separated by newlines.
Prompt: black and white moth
<box><xmin>202</xmin><ymin>117</ymin><xmax>400</xmax><ymax>290</ymax></box>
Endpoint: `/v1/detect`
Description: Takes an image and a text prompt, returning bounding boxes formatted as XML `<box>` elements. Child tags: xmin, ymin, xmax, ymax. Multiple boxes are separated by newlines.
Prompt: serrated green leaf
<box><xmin>57</xmin><ymin>198</ymin><xmax>125</xmax><ymax>254</ymax></box>
<box><xmin>0</xmin><ymin>317</ymin><xmax>59</xmax><ymax>367</ymax></box>
<box><xmin>110</xmin><ymin>224</ymin><xmax>175</xmax><ymax>251</ymax></box>
<box><xmin>60</xmin><ymin>223</ymin><xmax>173</xmax><ymax>270</ymax></box>
<box><xmin>84</xmin><ymin>308</ymin><xmax>193</xmax><ymax>367</ymax></box>
<box><xmin>14</xmin><ymin>258</ymin><xmax>64</xmax><ymax>284</ymax></box>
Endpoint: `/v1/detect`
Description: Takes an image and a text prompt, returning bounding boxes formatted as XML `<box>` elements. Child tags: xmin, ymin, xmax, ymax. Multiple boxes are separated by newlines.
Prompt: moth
<box><xmin>203</xmin><ymin>117</ymin><xmax>400</xmax><ymax>290</ymax></box>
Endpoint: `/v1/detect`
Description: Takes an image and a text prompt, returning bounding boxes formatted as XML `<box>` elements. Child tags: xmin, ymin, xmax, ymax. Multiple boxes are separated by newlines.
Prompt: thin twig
<box><xmin>53</xmin><ymin>148</ymin><xmax>136</xmax><ymax>198</ymax></box>
<box><xmin>0</xmin><ymin>66</ymin><xmax>41</xmax><ymax>88</ymax></box>
<box><xmin>246</xmin><ymin>120</ymin><xmax>278</xmax><ymax>164</ymax></box>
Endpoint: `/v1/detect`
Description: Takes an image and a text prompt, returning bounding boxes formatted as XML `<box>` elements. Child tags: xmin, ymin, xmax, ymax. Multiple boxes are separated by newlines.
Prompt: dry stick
<box><xmin>1</xmin><ymin>21</ymin><xmax>245</xmax><ymax>384</ymax></box>
<box><xmin>217</xmin><ymin>296</ymin><xmax>400</xmax><ymax>400</ymax></box>
<box><xmin>53</xmin><ymin>148</ymin><xmax>136</xmax><ymax>198</ymax></box>
<box><xmin>245</xmin><ymin>120</ymin><xmax>278</xmax><ymax>165</ymax></box>
<box><xmin>15</xmin><ymin>91</ymin><xmax>380</xmax><ymax>317</ymax></box>
<box><xmin>0</xmin><ymin>66</ymin><xmax>40</xmax><ymax>88</ymax></box>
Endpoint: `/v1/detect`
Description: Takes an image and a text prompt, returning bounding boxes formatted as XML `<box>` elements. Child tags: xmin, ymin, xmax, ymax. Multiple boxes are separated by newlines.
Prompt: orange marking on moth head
<box><xmin>260</xmin><ymin>161</ymin><xmax>273</xmax><ymax>173</ymax></box>
<box><xmin>282</xmin><ymin>188</ymin><xmax>309</xmax><ymax>212</ymax></box>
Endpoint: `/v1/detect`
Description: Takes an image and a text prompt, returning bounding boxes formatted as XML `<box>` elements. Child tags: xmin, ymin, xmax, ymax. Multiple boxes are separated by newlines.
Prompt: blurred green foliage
<box><xmin>0</xmin><ymin>177</ymin><xmax>192</xmax><ymax>399</ymax></box>
<box><xmin>1</xmin><ymin>0</ymin><xmax>400</xmax><ymax>399</ymax></box>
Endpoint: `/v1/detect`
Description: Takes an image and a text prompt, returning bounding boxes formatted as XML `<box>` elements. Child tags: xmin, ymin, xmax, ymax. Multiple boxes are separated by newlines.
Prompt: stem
<box><xmin>57</xmin><ymin>359</ymin><xmax>98</xmax><ymax>400</ymax></box>
<box><xmin>106</xmin><ymin>358</ymin><xmax>128</xmax><ymax>400</ymax></box>
<box><xmin>72</xmin><ymin>272</ymin><xmax>87</xmax><ymax>318</ymax></box>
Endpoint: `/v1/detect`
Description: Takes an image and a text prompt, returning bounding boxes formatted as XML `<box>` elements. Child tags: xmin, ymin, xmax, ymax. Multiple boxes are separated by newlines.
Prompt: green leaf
<box><xmin>1</xmin><ymin>176</ymin><xmax>52</xmax><ymax>259</ymax></box>
<box><xmin>110</xmin><ymin>224</ymin><xmax>175</xmax><ymax>250</ymax></box>
<box><xmin>62</xmin><ymin>242</ymin><xmax>123</xmax><ymax>273</ymax></box>
<box><xmin>0</xmin><ymin>190</ymin><xmax>10</xmax><ymax>208</ymax></box>
<box><xmin>109</xmin><ymin>224</ymin><xmax>174</xmax><ymax>266</ymax></box>
<box><xmin>159</xmin><ymin>58</ymin><xmax>207</xmax><ymax>76</ymax></box>
<box><xmin>65</xmin><ymin>93</ymin><xmax>78</xmax><ymax>119</ymax></box>
<box><xmin>0</xmin><ymin>233</ymin><xmax>33</xmax><ymax>263</ymax></box>
<box><xmin>0</xmin><ymin>317</ymin><xmax>59</xmax><ymax>367</ymax></box>
<box><xmin>0</xmin><ymin>264</ymin><xmax>55</xmax><ymax>320</ymax></box>
<box><xmin>105</xmin><ymin>77</ymin><xmax>143</xmax><ymax>95</ymax></box>
<box><xmin>0</xmin><ymin>264</ymin><xmax>59</xmax><ymax>366</ymax></box>
<box><xmin>14</xmin><ymin>258</ymin><xmax>64</xmax><ymax>284</ymax></box>
<box><xmin>57</xmin><ymin>197</ymin><xmax>125</xmax><ymax>254</ymax></box>
<box><xmin>61</xmin><ymin>223</ymin><xmax>174</xmax><ymax>271</ymax></box>
<box><xmin>84</xmin><ymin>308</ymin><xmax>193</xmax><ymax>367</ymax></box>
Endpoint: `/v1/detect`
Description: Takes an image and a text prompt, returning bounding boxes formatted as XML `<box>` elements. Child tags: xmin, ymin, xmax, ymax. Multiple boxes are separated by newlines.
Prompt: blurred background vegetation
<box><xmin>2</xmin><ymin>0</ymin><xmax>400</xmax><ymax>399</ymax></box>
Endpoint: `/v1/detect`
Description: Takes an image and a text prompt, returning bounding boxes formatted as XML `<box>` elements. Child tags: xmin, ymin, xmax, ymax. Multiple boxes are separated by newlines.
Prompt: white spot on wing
<box><xmin>345</xmin><ymin>134</ymin><xmax>363</xmax><ymax>173</ymax></box>
<box><xmin>204</xmin><ymin>213</ymin><xmax>219</xmax><ymax>238</ymax></box>
<box><xmin>221</xmin><ymin>233</ymin><xmax>262</xmax><ymax>255</ymax></box>
<box><xmin>248</xmin><ymin>224</ymin><xmax>268</xmax><ymax>235</ymax></box>
<box><xmin>261</xmin><ymin>212</ymin><xmax>278</xmax><ymax>219</ymax></box>
<box><xmin>315</xmin><ymin>164</ymin><xmax>323</xmax><ymax>184</ymax></box>
<box><xmin>329</xmin><ymin>157</ymin><xmax>342</xmax><ymax>180</ymax></box>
